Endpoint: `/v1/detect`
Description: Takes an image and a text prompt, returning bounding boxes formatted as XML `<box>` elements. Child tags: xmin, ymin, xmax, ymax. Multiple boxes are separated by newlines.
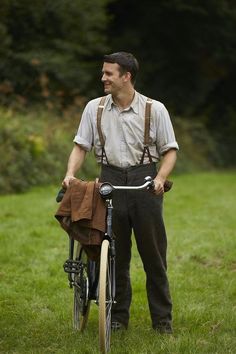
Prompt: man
<box><xmin>62</xmin><ymin>52</ymin><xmax>179</xmax><ymax>333</ymax></box>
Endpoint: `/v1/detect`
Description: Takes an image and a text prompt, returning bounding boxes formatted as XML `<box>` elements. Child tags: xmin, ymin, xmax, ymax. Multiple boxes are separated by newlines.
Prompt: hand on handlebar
<box><xmin>153</xmin><ymin>177</ymin><xmax>165</xmax><ymax>195</ymax></box>
<box><xmin>152</xmin><ymin>178</ymin><xmax>173</xmax><ymax>194</ymax></box>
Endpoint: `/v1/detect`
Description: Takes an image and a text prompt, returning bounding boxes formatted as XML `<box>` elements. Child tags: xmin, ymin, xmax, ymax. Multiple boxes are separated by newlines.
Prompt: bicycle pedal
<box><xmin>63</xmin><ymin>259</ymin><xmax>81</xmax><ymax>274</ymax></box>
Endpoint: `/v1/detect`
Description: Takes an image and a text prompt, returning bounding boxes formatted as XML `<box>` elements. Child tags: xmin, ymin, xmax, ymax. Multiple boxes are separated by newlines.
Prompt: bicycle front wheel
<box><xmin>73</xmin><ymin>242</ymin><xmax>91</xmax><ymax>331</ymax></box>
<box><xmin>99</xmin><ymin>239</ymin><xmax>112</xmax><ymax>353</ymax></box>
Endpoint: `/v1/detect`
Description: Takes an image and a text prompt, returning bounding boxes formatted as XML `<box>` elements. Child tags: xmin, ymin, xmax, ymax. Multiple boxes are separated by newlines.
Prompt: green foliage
<box><xmin>0</xmin><ymin>0</ymin><xmax>111</xmax><ymax>105</ymax></box>
<box><xmin>0</xmin><ymin>107</ymin><xmax>222</xmax><ymax>194</ymax></box>
<box><xmin>1</xmin><ymin>0</ymin><xmax>236</xmax><ymax>192</ymax></box>
<box><xmin>0</xmin><ymin>108</ymin><xmax>99</xmax><ymax>194</ymax></box>
<box><xmin>108</xmin><ymin>0</ymin><xmax>236</xmax><ymax>113</ymax></box>
<box><xmin>173</xmin><ymin>116</ymin><xmax>218</xmax><ymax>173</ymax></box>
<box><xmin>108</xmin><ymin>0</ymin><xmax>236</xmax><ymax>166</ymax></box>
<box><xmin>204</xmin><ymin>102</ymin><xmax>236</xmax><ymax>167</ymax></box>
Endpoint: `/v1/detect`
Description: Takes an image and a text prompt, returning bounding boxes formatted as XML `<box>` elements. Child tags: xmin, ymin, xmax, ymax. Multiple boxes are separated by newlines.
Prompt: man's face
<box><xmin>101</xmin><ymin>62</ymin><xmax>126</xmax><ymax>95</ymax></box>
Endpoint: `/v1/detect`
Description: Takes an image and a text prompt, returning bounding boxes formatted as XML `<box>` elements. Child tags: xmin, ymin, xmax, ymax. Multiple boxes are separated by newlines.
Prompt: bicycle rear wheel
<box><xmin>73</xmin><ymin>242</ymin><xmax>91</xmax><ymax>331</ymax></box>
<box><xmin>99</xmin><ymin>239</ymin><xmax>112</xmax><ymax>353</ymax></box>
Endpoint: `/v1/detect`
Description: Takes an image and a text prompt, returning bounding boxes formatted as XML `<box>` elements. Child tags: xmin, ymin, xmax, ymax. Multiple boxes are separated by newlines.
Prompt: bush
<box><xmin>0</xmin><ymin>107</ymin><xmax>220</xmax><ymax>195</ymax></box>
<box><xmin>173</xmin><ymin>116</ymin><xmax>217</xmax><ymax>173</ymax></box>
<box><xmin>0</xmin><ymin>108</ymin><xmax>99</xmax><ymax>194</ymax></box>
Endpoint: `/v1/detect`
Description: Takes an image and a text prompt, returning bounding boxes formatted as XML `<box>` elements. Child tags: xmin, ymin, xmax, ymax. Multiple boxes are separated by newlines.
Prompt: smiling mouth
<box><xmin>104</xmin><ymin>85</ymin><xmax>111</xmax><ymax>91</ymax></box>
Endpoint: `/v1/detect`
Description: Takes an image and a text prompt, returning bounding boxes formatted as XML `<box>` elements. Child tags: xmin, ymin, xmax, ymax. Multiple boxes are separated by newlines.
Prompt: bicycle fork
<box><xmin>105</xmin><ymin>199</ymin><xmax>116</xmax><ymax>302</ymax></box>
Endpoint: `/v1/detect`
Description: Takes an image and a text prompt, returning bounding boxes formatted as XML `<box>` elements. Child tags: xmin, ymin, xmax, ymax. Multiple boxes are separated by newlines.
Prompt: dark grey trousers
<box><xmin>100</xmin><ymin>162</ymin><xmax>172</xmax><ymax>327</ymax></box>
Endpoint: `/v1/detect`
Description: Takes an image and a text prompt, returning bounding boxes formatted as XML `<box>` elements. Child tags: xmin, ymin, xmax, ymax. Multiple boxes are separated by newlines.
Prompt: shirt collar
<box><xmin>106</xmin><ymin>91</ymin><xmax>139</xmax><ymax>114</ymax></box>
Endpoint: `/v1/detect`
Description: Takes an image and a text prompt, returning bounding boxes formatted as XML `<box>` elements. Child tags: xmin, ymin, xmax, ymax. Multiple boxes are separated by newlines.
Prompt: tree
<box><xmin>0</xmin><ymin>0</ymin><xmax>111</xmax><ymax>106</ymax></box>
<box><xmin>107</xmin><ymin>0</ymin><xmax>236</xmax><ymax>166</ymax></box>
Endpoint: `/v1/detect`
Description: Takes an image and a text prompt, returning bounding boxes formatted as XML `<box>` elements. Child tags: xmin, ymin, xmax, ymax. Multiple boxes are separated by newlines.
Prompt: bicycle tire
<box><xmin>99</xmin><ymin>239</ymin><xmax>112</xmax><ymax>353</ymax></box>
<box><xmin>73</xmin><ymin>242</ymin><xmax>91</xmax><ymax>331</ymax></box>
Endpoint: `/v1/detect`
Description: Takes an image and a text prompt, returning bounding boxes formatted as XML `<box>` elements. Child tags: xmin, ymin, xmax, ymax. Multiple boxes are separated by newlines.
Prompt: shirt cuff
<box><xmin>73</xmin><ymin>136</ymin><xmax>92</xmax><ymax>152</ymax></box>
<box><xmin>159</xmin><ymin>142</ymin><xmax>179</xmax><ymax>155</ymax></box>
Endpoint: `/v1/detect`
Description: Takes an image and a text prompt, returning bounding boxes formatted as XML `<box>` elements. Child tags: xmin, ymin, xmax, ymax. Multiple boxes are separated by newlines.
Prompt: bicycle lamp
<box><xmin>99</xmin><ymin>182</ymin><xmax>114</xmax><ymax>198</ymax></box>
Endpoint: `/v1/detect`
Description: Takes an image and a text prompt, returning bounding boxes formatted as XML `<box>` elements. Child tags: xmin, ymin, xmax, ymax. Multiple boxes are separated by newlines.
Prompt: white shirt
<box><xmin>74</xmin><ymin>91</ymin><xmax>179</xmax><ymax>167</ymax></box>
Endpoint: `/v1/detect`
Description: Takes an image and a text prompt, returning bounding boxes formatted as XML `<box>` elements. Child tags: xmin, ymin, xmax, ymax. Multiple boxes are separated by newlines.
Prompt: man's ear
<box><xmin>123</xmin><ymin>71</ymin><xmax>131</xmax><ymax>82</ymax></box>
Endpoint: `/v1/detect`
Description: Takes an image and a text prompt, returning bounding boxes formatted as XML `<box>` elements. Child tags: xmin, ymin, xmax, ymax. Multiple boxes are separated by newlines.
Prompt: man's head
<box><xmin>103</xmin><ymin>52</ymin><xmax>139</xmax><ymax>85</ymax></box>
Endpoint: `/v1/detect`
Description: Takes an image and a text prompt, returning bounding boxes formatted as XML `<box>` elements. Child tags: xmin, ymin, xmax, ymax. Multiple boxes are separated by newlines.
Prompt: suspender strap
<box><xmin>97</xmin><ymin>96</ymin><xmax>109</xmax><ymax>165</ymax></box>
<box><xmin>140</xmin><ymin>98</ymin><xmax>153</xmax><ymax>164</ymax></box>
<box><xmin>140</xmin><ymin>146</ymin><xmax>152</xmax><ymax>164</ymax></box>
<box><xmin>97</xmin><ymin>96</ymin><xmax>153</xmax><ymax>166</ymax></box>
<box><xmin>97</xmin><ymin>96</ymin><xmax>106</xmax><ymax>147</ymax></box>
<box><xmin>144</xmin><ymin>98</ymin><xmax>152</xmax><ymax>146</ymax></box>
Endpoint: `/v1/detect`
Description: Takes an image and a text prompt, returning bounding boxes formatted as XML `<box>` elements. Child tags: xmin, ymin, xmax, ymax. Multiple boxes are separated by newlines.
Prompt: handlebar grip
<box><xmin>149</xmin><ymin>180</ymin><xmax>155</xmax><ymax>190</ymax></box>
<box><xmin>148</xmin><ymin>179</ymin><xmax>173</xmax><ymax>192</ymax></box>
<box><xmin>56</xmin><ymin>188</ymin><xmax>66</xmax><ymax>202</ymax></box>
<box><xmin>164</xmin><ymin>180</ymin><xmax>173</xmax><ymax>192</ymax></box>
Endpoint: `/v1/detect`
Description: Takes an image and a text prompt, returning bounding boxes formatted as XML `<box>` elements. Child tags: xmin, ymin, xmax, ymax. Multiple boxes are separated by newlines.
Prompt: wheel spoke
<box><xmin>73</xmin><ymin>242</ymin><xmax>90</xmax><ymax>331</ymax></box>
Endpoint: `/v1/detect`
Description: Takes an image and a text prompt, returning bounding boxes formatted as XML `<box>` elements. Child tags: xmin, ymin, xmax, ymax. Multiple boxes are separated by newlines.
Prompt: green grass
<box><xmin>0</xmin><ymin>172</ymin><xmax>236</xmax><ymax>353</ymax></box>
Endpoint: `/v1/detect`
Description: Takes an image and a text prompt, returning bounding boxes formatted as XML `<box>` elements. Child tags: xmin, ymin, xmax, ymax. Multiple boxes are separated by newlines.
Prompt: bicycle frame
<box><xmin>60</xmin><ymin>175</ymin><xmax>154</xmax><ymax>291</ymax></box>
<box><xmin>101</xmin><ymin>196</ymin><xmax>116</xmax><ymax>300</ymax></box>
<box><xmin>59</xmin><ymin>175</ymin><xmax>155</xmax><ymax>352</ymax></box>
<box><xmin>99</xmin><ymin>175</ymin><xmax>154</xmax><ymax>301</ymax></box>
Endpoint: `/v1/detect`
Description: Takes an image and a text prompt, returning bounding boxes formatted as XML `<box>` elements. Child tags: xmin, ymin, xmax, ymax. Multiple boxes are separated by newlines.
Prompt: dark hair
<box><xmin>103</xmin><ymin>52</ymin><xmax>139</xmax><ymax>85</ymax></box>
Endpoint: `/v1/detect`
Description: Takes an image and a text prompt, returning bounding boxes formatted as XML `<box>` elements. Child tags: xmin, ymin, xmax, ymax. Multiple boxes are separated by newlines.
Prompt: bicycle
<box><xmin>57</xmin><ymin>175</ymin><xmax>154</xmax><ymax>353</ymax></box>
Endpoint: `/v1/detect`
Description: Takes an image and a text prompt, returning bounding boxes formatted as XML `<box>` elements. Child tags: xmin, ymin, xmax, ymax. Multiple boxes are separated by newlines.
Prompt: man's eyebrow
<box><xmin>102</xmin><ymin>69</ymin><xmax>112</xmax><ymax>74</ymax></box>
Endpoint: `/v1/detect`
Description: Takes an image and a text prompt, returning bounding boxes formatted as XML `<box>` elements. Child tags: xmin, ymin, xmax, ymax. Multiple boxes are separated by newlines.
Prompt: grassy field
<box><xmin>0</xmin><ymin>172</ymin><xmax>235</xmax><ymax>354</ymax></box>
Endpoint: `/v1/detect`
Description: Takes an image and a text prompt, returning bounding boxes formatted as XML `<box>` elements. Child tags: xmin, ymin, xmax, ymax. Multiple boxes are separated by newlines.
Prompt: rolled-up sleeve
<box><xmin>73</xmin><ymin>102</ymin><xmax>94</xmax><ymax>151</ymax></box>
<box><xmin>155</xmin><ymin>104</ymin><xmax>179</xmax><ymax>155</ymax></box>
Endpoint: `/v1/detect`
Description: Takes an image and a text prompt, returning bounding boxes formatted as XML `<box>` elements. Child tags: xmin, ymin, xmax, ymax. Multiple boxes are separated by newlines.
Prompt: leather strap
<box><xmin>96</xmin><ymin>96</ymin><xmax>173</xmax><ymax>191</ymax></box>
<box><xmin>140</xmin><ymin>98</ymin><xmax>153</xmax><ymax>164</ymax></box>
<box><xmin>96</xmin><ymin>96</ymin><xmax>154</xmax><ymax>165</ymax></box>
<box><xmin>97</xmin><ymin>96</ymin><xmax>106</xmax><ymax>147</ymax></box>
<box><xmin>144</xmin><ymin>98</ymin><xmax>152</xmax><ymax>146</ymax></box>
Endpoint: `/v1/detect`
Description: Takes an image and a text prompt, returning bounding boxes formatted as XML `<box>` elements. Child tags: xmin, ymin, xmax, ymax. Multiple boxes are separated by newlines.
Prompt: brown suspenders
<box><xmin>140</xmin><ymin>97</ymin><xmax>153</xmax><ymax>164</ymax></box>
<box><xmin>97</xmin><ymin>96</ymin><xmax>106</xmax><ymax>148</ymax></box>
<box><xmin>144</xmin><ymin>98</ymin><xmax>152</xmax><ymax>146</ymax></box>
<box><xmin>96</xmin><ymin>96</ymin><xmax>153</xmax><ymax>165</ymax></box>
<box><xmin>96</xmin><ymin>96</ymin><xmax>173</xmax><ymax>191</ymax></box>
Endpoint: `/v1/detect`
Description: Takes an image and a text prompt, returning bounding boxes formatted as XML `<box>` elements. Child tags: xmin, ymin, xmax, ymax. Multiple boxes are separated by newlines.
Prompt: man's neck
<box><xmin>112</xmin><ymin>88</ymin><xmax>135</xmax><ymax>110</ymax></box>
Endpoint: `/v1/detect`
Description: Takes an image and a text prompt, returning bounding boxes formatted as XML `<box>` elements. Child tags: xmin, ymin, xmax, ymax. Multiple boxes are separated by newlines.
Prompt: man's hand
<box><xmin>153</xmin><ymin>149</ymin><xmax>177</xmax><ymax>195</ymax></box>
<box><xmin>153</xmin><ymin>177</ymin><xmax>165</xmax><ymax>195</ymax></box>
<box><xmin>62</xmin><ymin>175</ymin><xmax>76</xmax><ymax>189</ymax></box>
